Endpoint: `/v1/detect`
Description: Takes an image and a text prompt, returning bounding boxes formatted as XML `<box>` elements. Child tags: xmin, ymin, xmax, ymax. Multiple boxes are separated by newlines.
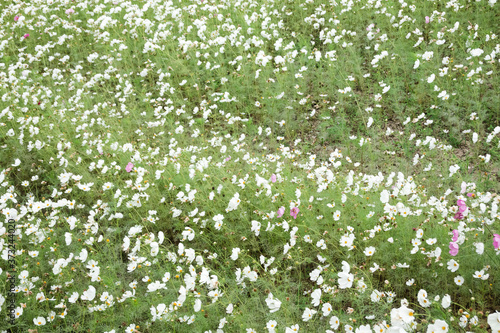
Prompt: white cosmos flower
<box><xmin>338</xmin><ymin>271</ymin><xmax>354</xmax><ymax>289</ymax></box>
<box><xmin>33</xmin><ymin>316</ymin><xmax>46</xmax><ymax>326</ymax></box>
<box><xmin>265</xmin><ymin>293</ymin><xmax>282</xmax><ymax>313</ymax></box>
<box><xmin>311</xmin><ymin>288</ymin><xmax>321</xmax><ymax>306</ymax></box>
<box><xmin>302</xmin><ymin>307</ymin><xmax>317</xmax><ymax>322</ymax></box>
<box><xmin>470</xmin><ymin>48</ymin><xmax>484</xmax><ymax>57</ymax></box>
<box><xmin>441</xmin><ymin>294</ymin><xmax>451</xmax><ymax>309</ymax></box>
<box><xmin>364</xmin><ymin>246</ymin><xmax>376</xmax><ymax>256</ymax></box>
<box><xmin>230</xmin><ymin>247</ymin><xmax>240</xmax><ymax>261</ymax></box>
<box><xmin>81</xmin><ymin>286</ymin><xmax>96</xmax><ymax>301</ymax></box>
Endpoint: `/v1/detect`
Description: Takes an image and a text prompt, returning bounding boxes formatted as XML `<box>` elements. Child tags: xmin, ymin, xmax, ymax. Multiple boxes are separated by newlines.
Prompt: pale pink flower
<box><xmin>493</xmin><ymin>234</ymin><xmax>500</xmax><ymax>250</ymax></box>
<box><xmin>449</xmin><ymin>242</ymin><xmax>459</xmax><ymax>256</ymax></box>
<box><xmin>271</xmin><ymin>174</ymin><xmax>277</xmax><ymax>183</ymax></box>
<box><xmin>14</xmin><ymin>15</ymin><xmax>19</xmax><ymax>21</ymax></box>
<box><xmin>425</xmin><ymin>16</ymin><xmax>430</xmax><ymax>24</ymax></box>
<box><xmin>290</xmin><ymin>207</ymin><xmax>299</xmax><ymax>219</ymax></box>
<box><xmin>277</xmin><ymin>206</ymin><xmax>285</xmax><ymax>218</ymax></box>
<box><xmin>125</xmin><ymin>162</ymin><xmax>134</xmax><ymax>172</ymax></box>
<box><xmin>452</xmin><ymin>230</ymin><xmax>459</xmax><ymax>242</ymax></box>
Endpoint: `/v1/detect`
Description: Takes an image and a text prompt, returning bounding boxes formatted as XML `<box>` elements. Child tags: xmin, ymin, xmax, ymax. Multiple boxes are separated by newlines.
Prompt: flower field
<box><xmin>0</xmin><ymin>0</ymin><xmax>499</xmax><ymax>332</ymax></box>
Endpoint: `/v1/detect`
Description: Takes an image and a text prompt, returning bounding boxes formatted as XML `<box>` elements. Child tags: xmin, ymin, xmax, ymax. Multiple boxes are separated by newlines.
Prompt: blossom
<box><xmin>226</xmin><ymin>193</ymin><xmax>241</xmax><ymax>212</ymax></box>
<box><xmin>417</xmin><ymin>289</ymin><xmax>431</xmax><ymax>308</ymax></box>
<box><xmin>390</xmin><ymin>304</ymin><xmax>415</xmax><ymax>330</ymax></box>
<box><xmin>364</xmin><ymin>246</ymin><xmax>376</xmax><ymax>256</ymax></box>
<box><xmin>267</xmin><ymin>320</ymin><xmax>278</xmax><ymax>332</ymax></box>
<box><xmin>451</xmin><ymin>230</ymin><xmax>459</xmax><ymax>242</ymax></box>
<box><xmin>81</xmin><ymin>285</ymin><xmax>96</xmax><ymax>301</ymax></box>
<box><xmin>302</xmin><ymin>308</ymin><xmax>317</xmax><ymax>321</ymax></box>
<box><xmin>271</xmin><ymin>174</ymin><xmax>277</xmax><ymax>183</ymax></box>
<box><xmin>34</xmin><ymin>316</ymin><xmax>46</xmax><ymax>326</ymax></box>
<box><xmin>427</xmin><ymin>319</ymin><xmax>448</xmax><ymax>332</ymax></box>
<box><xmin>425</xmin><ymin>16</ymin><xmax>430</xmax><ymax>23</ymax></box>
<box><xmin>441</xmin><ymin>294</ymin><xmax>451</xmax><ymax>308</ymax></box>
<box><xmin>125</xmin><ymin>162</ymin><xmax>134</xmax><ymax>172</ymax></box>
<box><xmin>447</xmin><ymin>259</ymin><xmax>459</xmax><ymax>272</ymax></box>
<box><xmin>488</xmin><ymin>311</ymin><xmax>500</xmax><ymax>331</ymax></box>
<box><xmin>330</xmin><ymin>316</ymin><xmax>340</xmax><ymax>329</ymax></box>
<box><xmin>230</xmin><ymin>247</ymin><xmax>240</xmax><ymax>261</ymax></box>
<box><xmin>290</xmin><ymin>207</ymin><xmax>299</xmax><ymax>219</ymax></box>
<box><xmin>449</xmin><ymin>242</ymin><xmax>459</xmax><ymax>256</ymax></box>
<box><xmin>24</xmin><ymin>33</ymin><xmax>29</xmax><ymax>39</ymax></box>
<box><xmin>454</xmin><ymin>275</ymin><xmax>464</xmax><ymax>286</ymax></box>
<box><xmin>311</xmin><ymin>288</ymin><xmax>321</xmax><ymax>306</ymax></box>
<box><xmin>474</xmin><ymin>242</ymin><xmax>484</xmax><ymax>255</ymax></box>
<box><xmin>277</xmin><ymin>206</ymin><xmax>285</xmax><ymax>218</ymax></box>
<box><xmin>356</xmin><ymin>325</ymin><xmax>372</xmax><ymax>333</ymax></box>
<box><xmin>265</xmin><ymin>293</ymin><xmax>282</xmax><ymax>313</ymax></box>
<box><xmin>66</xmin><ymin>8</ymin><xmax>75</xmax><ymax>14</ymax></box>
<box><xmin>493</xmin><ymin>234</ymin><xmax>500</xmax><ymax>250</ymax></box>
<box><xmin>473</xmin><ymin>270</ymin><xmax>489</xmax><ymax>280</ymax></box>
<box><xmin>14</xmin><ymin>15</ymin><xmax>19</xmax><ymax>21</ymax></box>
<box><xmin>286</xmin><ymin>324</ymin><xmax>300</xmax><ymax>332</ymax></box>
<box><xmin>470</xmin><ymin>48</ymin><xmax>484</xmax><ymax>57</ymax></box>
<box><xmin>338</xmin><ymin>271</ymin><xmax>354</xmax><ymax>289</ymax></box>
<box><xmin>322</xmin><ymin>302</ymin><xmax>332</xmax><ymax>316</ymax></box>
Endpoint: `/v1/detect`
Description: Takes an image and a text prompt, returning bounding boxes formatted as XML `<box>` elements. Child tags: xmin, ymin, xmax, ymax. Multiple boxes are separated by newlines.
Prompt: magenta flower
<box><xmin>467</xmin><ymin>193</ymin><xmax>473</xmax><ymax>197</ymax></box>
<box><xmin>14</xmin><ymin>15</ymin><xmax>19</xmax><ymax>22</ymax></box>
<box><xmin>290</xmin><ymin>207</ymin><xmax>299</xmax><ymax>219</ymax></box>
<box><xmin>454</xmin><ymin>212</ymin><xmax>463</xmax><ymax>220</ymax></box>
<box><xmin>457</xmin><ymin>199</ymin><xmax>467</xmax><ymax>213</ymax></box>
<box><xmin>452</xmin><ymin>230</ymin><xmax>459</xmax><ymax>242</ymax></box>
<box><xmin>125</xmin><ymin>162</ymin><xmax>134</xmax><ymax>173</ymax></box>
<box><xmin>449</xmin><ymin>242</ymin><xmax>459</xmax><ymax>256</ymax></box>
<box><xmin>425</xmin><ymin>16</ymin><xmax>430</xmax><ymax>24</ymax></box>
<box><xmin>23</xmin><ymin>33</ymin><xmax>29</xmax><ymax>39</ymax></box>
<box><xmin>277</xmin><ymin>206</ymin><xmax>285</xmax><ymax>218</ymax></box>
<box><xmin>271</xmin><ymin>174</ymin><xmax>276</xmax><ymax>183</ymax></box>
<box><xmin>494</xmin><ymin>234</ymin><xmax>500</xmax><ymax>250</ymax></box>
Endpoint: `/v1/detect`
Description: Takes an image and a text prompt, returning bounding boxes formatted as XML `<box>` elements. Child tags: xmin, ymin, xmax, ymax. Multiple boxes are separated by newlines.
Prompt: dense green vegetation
<box><xmin>0</xmin><ymin>0</ymin><xmax>499</xmax><ymax>332</ymax></box>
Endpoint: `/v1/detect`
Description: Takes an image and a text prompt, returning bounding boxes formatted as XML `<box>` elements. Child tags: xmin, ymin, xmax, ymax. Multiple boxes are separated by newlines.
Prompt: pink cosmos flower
<box><xmin>457</xmin><ymin>199</ymin><xmax>466</xmax><ymax>207</ymax></box>
<box><xmin>23</xmin><ymin>33</ymin><xmax>29</xmax><ymax>39</ymax></box>
<box><xmin>125</xmin><ymin>162</ymin><xmax>134</xmax><ymax>173</ymax></box>
<box><xmin>277</xmin><ymin>206</ymin><xmax>285</xmax><ymax>218</ymax></box>
<box><xmin>425</xmin><ymin>16</ymin><xmax>430</xmax><ymax>24</ymax></box>
<box><xmin>290</xmin><ymin>207</ymin><xmax>299</xmax><ymax>219</ymax></box>
<box><xmin>449</xmin><ymin>242</ymin><xmax>459</xmax><ymax>256</ymax></box>
<box><xmin>458</xmin><ymin>205</ymin><xmax>467</xmax><ymax>213</ymax></box>
<box><xmin>452</xmin><ymin>230</ymin><xmax>459</xmax><ymax>242</ymax></box>
<box><xmin>225</xmin><ymin>156</ymin><xmax>231</xmax><ymax>162</ymax></box>
<box><xmin>467</xmin><ymin>193</ymin><xmax>473</xmax><ymax>197</ymax></box>
<box><xmin>454</xmin><ymin>212</ymin><xmax>463</xmax><ymax>220</ymax></box>
<box><xmin>14</xmin><ymin>16</ymin><xmax>19</xmax><ymax>22</ymax></box>
<box><xmin>493</xmin><ymin>234</ymin><xmax>500</xmax><ymax>250</ymax></box>
<box><xmin>271</xmin><ymin>174</ymin><xmax>276</xmax><ymax>183</ymax></box>
<box><xmin>65</xmin><ymin>8</ymin><xmax>75</xmax><ymax>14</ymax></box>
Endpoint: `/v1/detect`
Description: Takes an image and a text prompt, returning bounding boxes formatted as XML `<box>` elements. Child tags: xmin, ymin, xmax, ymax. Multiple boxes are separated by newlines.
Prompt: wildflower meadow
<box><xmin>1</xmin><ymin>0</ymin><xmax>500</xmax><ymax>332</ymax></box>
